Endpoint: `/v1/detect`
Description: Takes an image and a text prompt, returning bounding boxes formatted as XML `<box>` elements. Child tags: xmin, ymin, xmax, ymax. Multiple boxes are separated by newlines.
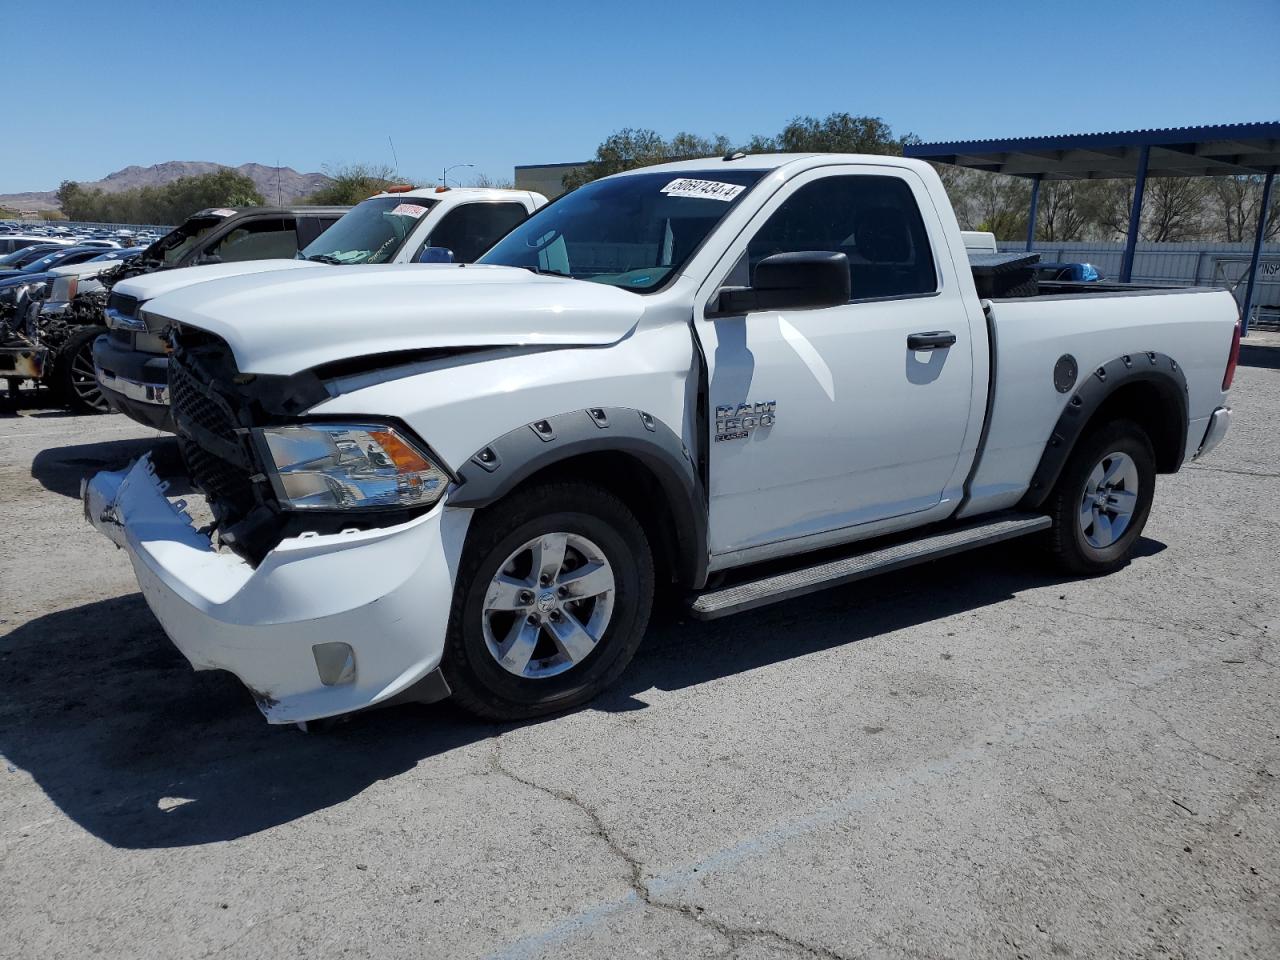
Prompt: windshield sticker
<box><xmin>209</xmin><ymin>208</ymin><xmax>237</xmax><ymax>218</ymax></box>
<box><xmin>660</xmin><ymin>178</ymin><xmax>745</xmax><ymax>202</ymax></box>
<box><xmin>388</xmin><ymin>203</ymin><xmax>429</xmax><ymax>217</ymax></box>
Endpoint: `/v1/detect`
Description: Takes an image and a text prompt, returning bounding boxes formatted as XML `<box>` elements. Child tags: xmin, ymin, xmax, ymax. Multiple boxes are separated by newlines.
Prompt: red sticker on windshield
<box><xmin>389</xmin><ymin>203</ymin><xmax>429</xmax><ymax>217</ymax></box>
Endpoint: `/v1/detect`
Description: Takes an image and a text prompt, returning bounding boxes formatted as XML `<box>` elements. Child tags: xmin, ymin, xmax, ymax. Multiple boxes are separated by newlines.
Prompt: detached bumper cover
<box><xmin>83</xmin><ymin>456</ymin><xmax>468</xmax><ymax>723</ymax></box>
<box><xmin>1194</xmin><ymin>406</ymin><xmax>1231</xmax><ymax>460</ymax></box>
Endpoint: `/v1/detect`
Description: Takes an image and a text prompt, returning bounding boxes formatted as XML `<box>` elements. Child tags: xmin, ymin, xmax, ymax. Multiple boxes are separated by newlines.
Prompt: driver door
<box><xmin>694</xmin><ymin>166</ymin><xmax>977</xmax><ymax>560</ymax></box>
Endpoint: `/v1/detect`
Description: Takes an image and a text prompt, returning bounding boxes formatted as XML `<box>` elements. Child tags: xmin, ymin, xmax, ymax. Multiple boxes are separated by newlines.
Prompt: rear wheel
<box><xmin>54</xmin><ymin>326</ymin><xmax>111</xmax><ymax>414</ymax></box>
<box><xmin>1046</xmin><ymin>418</ymin><xmax>1156</xmax><ymax>575</ymax></box>
<box><xmin>442</xmin><ymin>482</ymin><xmax>654</xmax><ymax>720</ymax></box>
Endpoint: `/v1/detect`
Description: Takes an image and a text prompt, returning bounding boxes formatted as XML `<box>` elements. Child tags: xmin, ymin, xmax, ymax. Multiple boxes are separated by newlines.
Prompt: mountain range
<box><xmin>0</xmin><ymin>162</ymin><xmax>333</xmax><ymax>213</ymax></box>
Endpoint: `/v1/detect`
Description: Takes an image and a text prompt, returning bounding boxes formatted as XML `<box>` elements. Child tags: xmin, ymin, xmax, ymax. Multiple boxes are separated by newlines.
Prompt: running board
<box><xmin>688</xmin><ymin>513</ymin><xmax>1051</xmax><ymax>620</ymax></box>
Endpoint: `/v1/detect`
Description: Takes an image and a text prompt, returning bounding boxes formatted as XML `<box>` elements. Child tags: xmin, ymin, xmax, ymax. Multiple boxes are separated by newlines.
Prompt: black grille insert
<box><xmin>168</xmin><ymin>342</ymin><xmax>259</xmax><ymax>516</ymax></box>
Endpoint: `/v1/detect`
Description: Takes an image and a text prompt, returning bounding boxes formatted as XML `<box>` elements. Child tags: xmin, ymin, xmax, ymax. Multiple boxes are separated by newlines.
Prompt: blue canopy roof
<box><xmin>904</xmin><ymin>121</ymin><xmax>1280</xmax><ymax>180</ymax></box>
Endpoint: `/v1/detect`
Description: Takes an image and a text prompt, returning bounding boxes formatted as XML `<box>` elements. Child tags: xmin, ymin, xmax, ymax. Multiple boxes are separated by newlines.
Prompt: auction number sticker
<box><xmin>660</xmin><ymin>178</ymin><xmax>745</xmax><ymax>202</ymax></box>
<box><xmin>209</xmin><ymin>208</ymin><xmax>237</xmax><ymax>217</ymax></box>
<box><xmin>389</xmin><ymin>203</ymin><xmax>430</xmax><ymax>217</ymax></box>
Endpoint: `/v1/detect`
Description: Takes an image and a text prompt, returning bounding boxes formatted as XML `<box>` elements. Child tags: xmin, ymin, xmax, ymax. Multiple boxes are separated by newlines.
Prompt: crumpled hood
<box><xmin>143</xmin><ymin>264</ymin><xmax>646</xmax><ymax>375</ymax></box>
<box><xmin>51</xmin><ymin>258</ymin><xmax>135</xmax><ymax>279</ymax></box>
<box><xmin>115</xmin><ymin>258</ymin><xmax>319</xmax><ymax>303</ymax></box>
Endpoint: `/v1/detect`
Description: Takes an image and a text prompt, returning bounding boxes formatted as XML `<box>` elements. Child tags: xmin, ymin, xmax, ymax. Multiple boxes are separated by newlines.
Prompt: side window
<box><xmin>425</xmin><ymin>202</ymin><xmax>529</xmax><ymax>263</ymax></box>
<box><xmin>295</xmin><ymin>215</ymin><xmax>342</xmax><ymax>249</ymax></box>
<box><xmin>209</xmin><ymin>218</ymin><xmax>299</xmax><ymax>262</ymax></box>
<box><xmin>744</xmin><ymin>175</ymin><xmax>937</xmax><ymax>300</ymax></box>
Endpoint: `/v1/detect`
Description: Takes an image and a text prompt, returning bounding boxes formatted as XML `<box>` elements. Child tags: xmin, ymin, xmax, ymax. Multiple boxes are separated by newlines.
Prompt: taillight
<box><xmin>1222</xmin><ymin>320</ymin><xmax>1242</xmax><ymax>390</ymax></box>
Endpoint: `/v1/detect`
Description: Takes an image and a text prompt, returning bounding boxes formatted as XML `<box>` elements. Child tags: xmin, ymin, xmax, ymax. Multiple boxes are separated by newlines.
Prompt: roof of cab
<box><xmin>369</xmin><ymin>186</ymin><xmax>534</xmax><ymax>200</ymax></box>
<box><xmin>605</xmin><ymin>153</ymin><xmax>929</xmax><ymax>177</ymax></box>
<box><xmin>192</xmin><ymin>205</ymin><xmax>351</xmax><ymax>217</ymax></box>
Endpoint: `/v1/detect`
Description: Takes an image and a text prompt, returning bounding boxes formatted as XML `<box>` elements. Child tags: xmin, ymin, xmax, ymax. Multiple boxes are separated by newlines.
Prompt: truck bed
<box><xmin>960</xmin><ymin>284</ymin><xmax>1237</xmax><ymax>519</ymax></box>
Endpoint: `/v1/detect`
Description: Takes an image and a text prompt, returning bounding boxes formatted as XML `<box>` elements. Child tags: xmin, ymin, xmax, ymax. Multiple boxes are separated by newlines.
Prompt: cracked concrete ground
<box><xmin>1</xmin><ymin>336</ymin><xmax>1277</xmax><ymax>960</ymax></box>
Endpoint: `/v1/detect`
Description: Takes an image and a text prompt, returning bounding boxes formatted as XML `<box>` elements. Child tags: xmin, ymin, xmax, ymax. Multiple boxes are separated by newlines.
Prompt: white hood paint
<box><xmin>115</xmin><ymin>258</ymin><xmax>319</xmax><ymax>303</ymax></box>
<box><xmin>143</xmin><ymin>264</ymin><xmax>646</xmax><ymax>376</ymax></box>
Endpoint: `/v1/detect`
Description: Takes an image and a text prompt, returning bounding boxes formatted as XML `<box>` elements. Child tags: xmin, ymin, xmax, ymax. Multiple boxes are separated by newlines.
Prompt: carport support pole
<box><xmin>1025</xmin><ymin>175</ymin><xmax>1041</xmax><ymax>251</ymax></box>
<box><xmin>1120</xmin><ymin>146</ymin><xmax>1150</xmax><ymax>284</ymax></box>
<box><xmin>1239</xmin><ymin>169</ymin><xmax>1275</xmax><ymax>337</ymax></box>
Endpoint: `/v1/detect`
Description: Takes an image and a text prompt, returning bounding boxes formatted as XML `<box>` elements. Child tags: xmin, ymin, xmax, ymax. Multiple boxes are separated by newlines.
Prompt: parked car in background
<box><xmin>0</xmin><ymin>243</ymin><xmax>73</xmax><ymax>269</ymax></box>
<box><xmin>0</xmin><ymin>234</ymin><xmax>73</xmax><ymax>255</ymax></box>
<box><xmin>49</xmin><ymin>247</ymin><xmax>147</xmax><ymax>295</ymax></box>
<box><xmin>84</xmin><ymin>153</ymin><xmax>1238</xmax><ymax>726</ymax></box>
<box><xmin>1</xmin><ymin>207</ymin><xmax>348</xmax><ymax>413</ymax></box>
<box><xmin>95</xmin><ymin>187</ymin><xmax>546</xmax><ymax>429</ymax></box>
<box><xmin>0</xmin><ymin>245</ymin><xmax>106</xmax><ymax>281</ymax></box>
<box><xmin>960</xmin><ymin>230</ymin><xmax>999</xmax><ymax>255</ymax></box>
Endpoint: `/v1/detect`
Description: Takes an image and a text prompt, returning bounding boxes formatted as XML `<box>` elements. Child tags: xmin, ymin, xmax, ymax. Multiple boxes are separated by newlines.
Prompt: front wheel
<box><xmin>1046</xmin><ymin>418</ymin><xmax>1156</xmax><ymax>575</ymax></box>
<box><xmin>442</xmin><ymin>481</ymin><xmax>655</xmax><ymax>720</ymax></box>
<box><xmin>54</xmin><ymin>326</ymin><xmax>112</xmax><ymax>414</ymax></box>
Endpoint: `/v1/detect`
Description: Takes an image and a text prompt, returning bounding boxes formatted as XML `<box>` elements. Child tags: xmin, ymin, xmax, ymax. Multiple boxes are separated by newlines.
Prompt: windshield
<box><xmin>24</xmin><ymin>248</ymin><xmax>89</xmax><ymax>272</ymax></box>
<box><xmin>478</xmin><ymin>170</ymin><xmax>764</xmax><ymax>292</ymax></box>
<box><xmin>3</xmin><ymin>245</ymin><xmax>62</xmax><ymax>267</ymax></box>
<box><xmin>298</xmin><ymin>196</ymin><xmax>437</xmax><ymax>264</ymax></box>
<box><xmin>0</xmin><ymin>247</ymin><xmax>43</xmax><ymax>266</ymax></box>
<box><xmin>90</xmin><ymin>247</ymin><xmax>140</xmax><ymax>262</ymax></box>
<box><xmin>145</xmin><ymin>216</ymin><xmax>225</xmax><ymax>266</ymax></box>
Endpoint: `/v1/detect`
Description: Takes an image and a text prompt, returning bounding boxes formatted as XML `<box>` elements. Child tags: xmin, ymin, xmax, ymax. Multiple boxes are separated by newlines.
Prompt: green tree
<box><xmin>56</xmin><ymin>169</ymin><xmax>263</xmax><ymax>224</ymax></box>
<box><xmin>1037</xmin><ymin>181</ymin><xmax>1087</xmax><ymax>241</ymax></box>
<box><xmin>469</xmin><ymin>172</ymin><xmax>516</xmax><ymax>189</ymax></box>
<box><xmin>304</xmin><ymin>164</ymin><xmax>400</xmax><ymax>205</ymax></box>
<box><xmin>749</xmin><ymin>113</ymin><xmax>910</xmax><ymax>155</ymax></box>
<box><xmin>563</xmin><ymin>128</ymin><xmax>734</xmax><ymax>191</ymax></box>
<box><xmin>971</xmin><ymin>174</ymin><xmax>1031</xmax><ymax>240</ymax></box>
<box><xmin>1209</xmin><ymin>175</ymin><xmax>1280</xmax><ymax>243</ymax></box>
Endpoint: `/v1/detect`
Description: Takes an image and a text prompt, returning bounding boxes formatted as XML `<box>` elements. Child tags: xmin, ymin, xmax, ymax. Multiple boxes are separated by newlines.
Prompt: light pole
<box><xmin>441</xmin><ymin>163</ymin><xmax>474</xmax><ymax>188</ymax></box>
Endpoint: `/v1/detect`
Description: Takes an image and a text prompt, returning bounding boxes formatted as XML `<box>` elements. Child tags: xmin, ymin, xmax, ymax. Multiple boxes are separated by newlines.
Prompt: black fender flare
<box><xmin>1019</xmin><ymin>351</ymin><xmax>1188</xmax><ymax>511</ymax></box>
<box><xmin>448</xmin><ymin>407</ymin><xmax>709</xmax><ymax>588</ymax></box>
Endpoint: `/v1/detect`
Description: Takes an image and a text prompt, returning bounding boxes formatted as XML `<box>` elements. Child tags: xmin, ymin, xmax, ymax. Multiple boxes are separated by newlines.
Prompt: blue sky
<box><xmin>3</xmin><ymin>0</ymin><xmax>1277</xmax><ymax>192</ymax></box>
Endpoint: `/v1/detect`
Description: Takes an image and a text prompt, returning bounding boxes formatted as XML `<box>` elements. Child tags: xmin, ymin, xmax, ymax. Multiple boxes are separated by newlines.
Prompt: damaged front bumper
<box><xmin>82</xmin><ymin>456</ymin><xmax>467</xmax><ymax>723</ymax></box>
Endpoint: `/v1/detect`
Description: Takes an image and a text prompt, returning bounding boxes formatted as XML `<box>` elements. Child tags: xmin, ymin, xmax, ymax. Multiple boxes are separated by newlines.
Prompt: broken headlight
<box><xmin>256</xmin><ymin>422</ymin><xmax>449</xmax><ymax>511</ymax></box>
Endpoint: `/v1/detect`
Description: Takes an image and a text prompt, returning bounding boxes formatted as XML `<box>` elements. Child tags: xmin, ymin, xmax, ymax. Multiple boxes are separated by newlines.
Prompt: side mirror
<box><xmin>417</xmin><ymin>246</ymin><xmax>454</xmax><ymax>264</ymax></box>
<box><xmin>715</xmin><ymin>251</ymin><xmax>850</xmax><ymax>314</ymax></box>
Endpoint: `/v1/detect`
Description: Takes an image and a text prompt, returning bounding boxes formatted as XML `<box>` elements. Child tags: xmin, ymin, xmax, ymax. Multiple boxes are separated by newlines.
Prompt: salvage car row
<box><xmin>0</xmin><ymin>185</ymin><xmax>547</xmax><ymax>414</ymax></box>
<box><xmin>72</xmin><ymin>153</ymin><xmax>1240</xmax><ymax>730</ymax></box>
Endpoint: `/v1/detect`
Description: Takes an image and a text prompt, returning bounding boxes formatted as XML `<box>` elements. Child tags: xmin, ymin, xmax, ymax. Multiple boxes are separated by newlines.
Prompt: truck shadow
<box><xmin>31</xmin><ymin>435</ymin><xmax>189</xmax><ymax>499</ymax></box>
<box><xmin>0</xmin><ymin>538</ymin><xmax>1164</xmax><ymax>850</ymax></box>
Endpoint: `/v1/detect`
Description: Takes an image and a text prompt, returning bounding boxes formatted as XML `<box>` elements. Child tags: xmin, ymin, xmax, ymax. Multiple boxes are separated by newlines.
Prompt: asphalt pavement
<box><xmin>1</xmin><ymin>337</ymin><xmax>1277</xmax><ymax>959</ymax></box>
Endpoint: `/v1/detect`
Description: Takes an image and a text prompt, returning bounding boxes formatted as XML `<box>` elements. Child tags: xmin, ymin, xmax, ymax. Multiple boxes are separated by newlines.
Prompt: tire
<box><xmin>1046</xmin><ymin>418</ymin><xmax>1156</xmax><ymax>575</ymax></box>
<box><xmin>53</xmin><ymin>326</ymin><xmax>112</xmax><ymax>414</ymax></box>
<box><xmin>442</xmin><ymin>481</ymin><xmax>655</xmax><ymax>720</ymax></box>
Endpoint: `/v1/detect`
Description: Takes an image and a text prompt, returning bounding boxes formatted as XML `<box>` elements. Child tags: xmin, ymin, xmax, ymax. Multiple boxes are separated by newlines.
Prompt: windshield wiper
<box><xmin>304</xmin><ymin>253</ymin><xmax>344</xmax><ymax>265</ymax></box>
<box><xmin>516</xmin><ymin>264</ymin><xmax>574</xmax><ymax>278</ymax></box>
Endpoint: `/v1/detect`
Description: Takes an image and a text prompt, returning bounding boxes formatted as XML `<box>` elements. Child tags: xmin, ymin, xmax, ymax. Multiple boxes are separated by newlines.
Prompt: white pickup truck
<box><xmin>95</xmin><ymin>187</ymin><xmax>546</xmax><ymax>429</ymax></box>
<box><xmin>84</xmin><ymin>153</ymin><xmax>1240</xmax><ymax>727</ymax></box>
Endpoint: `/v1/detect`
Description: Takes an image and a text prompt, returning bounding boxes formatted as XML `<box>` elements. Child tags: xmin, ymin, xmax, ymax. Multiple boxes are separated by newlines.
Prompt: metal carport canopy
<box><xmin>904</xmin><ymin>121</ymin><xmax>1280</xmax><ymax>332</ymax></box>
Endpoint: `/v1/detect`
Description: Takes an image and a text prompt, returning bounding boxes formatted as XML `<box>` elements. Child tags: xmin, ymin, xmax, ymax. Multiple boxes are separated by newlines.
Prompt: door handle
<box><xmin>907</xmin><ymin>331</ymin><xmax>957</xmax><ymax>350</ymax></box>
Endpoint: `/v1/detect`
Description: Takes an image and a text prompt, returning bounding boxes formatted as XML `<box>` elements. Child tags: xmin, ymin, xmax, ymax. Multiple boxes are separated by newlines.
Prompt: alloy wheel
<box><xmin>481</xmin><ymin>532</ymin><xmax>616</xmax><ymax>679</ymax></box>
<box><xmin>70</xmin><ymin>341</ymin><xmax>110</xmax><ymax>412</ymax></box>
<box><xmin>1078</xmin><ymin>451</ymin><xmax>1139</xmax><ymax>549</ymax></box>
